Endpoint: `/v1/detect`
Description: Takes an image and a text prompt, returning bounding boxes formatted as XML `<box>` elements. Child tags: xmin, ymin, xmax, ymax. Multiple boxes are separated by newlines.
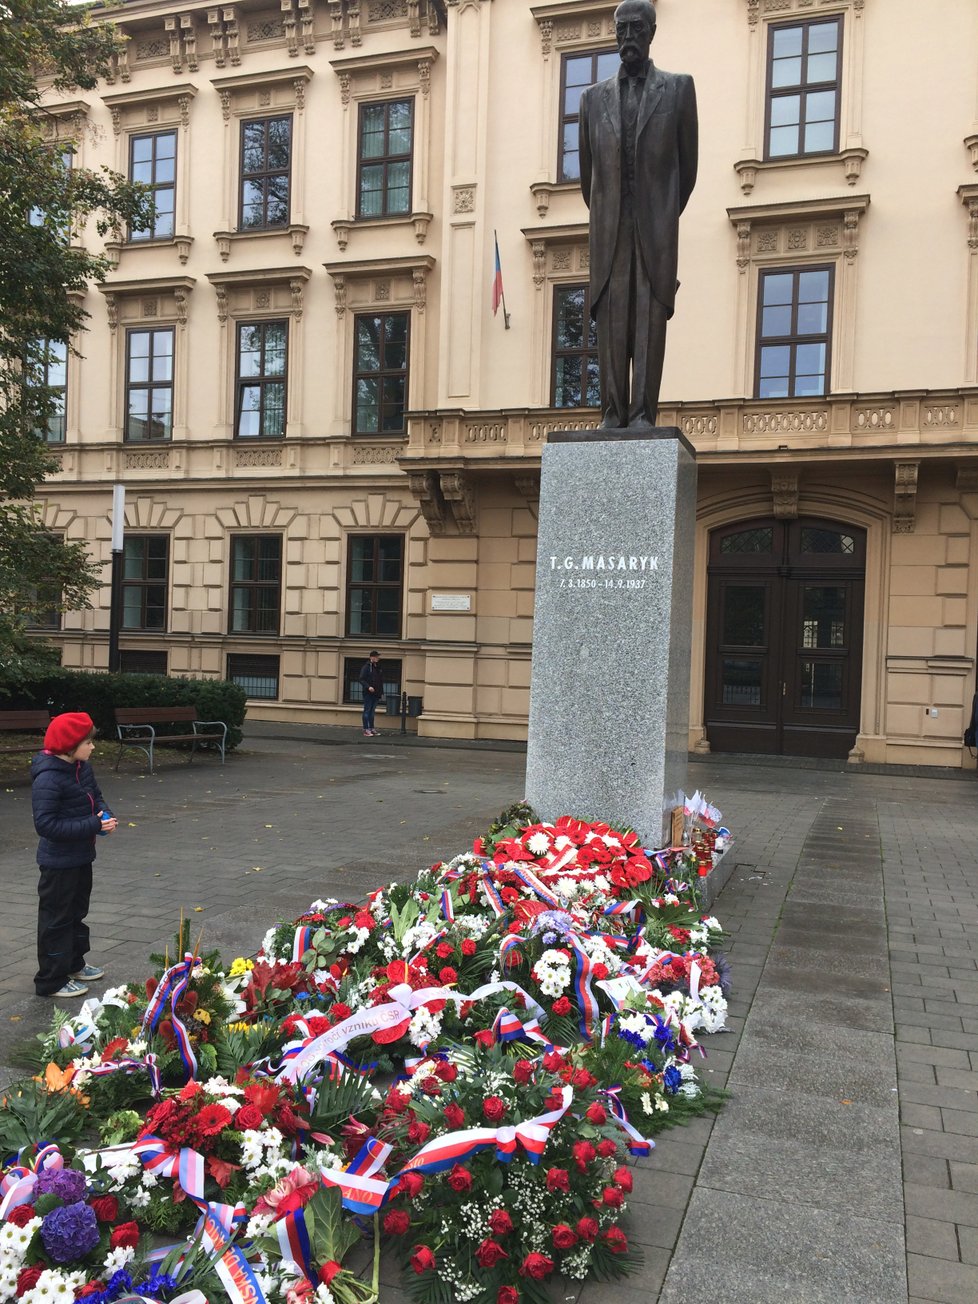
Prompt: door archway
<box><xmin>704</xmin><ymin>517</ymin><xmax>866</xmax><ymax>758</ymax></box>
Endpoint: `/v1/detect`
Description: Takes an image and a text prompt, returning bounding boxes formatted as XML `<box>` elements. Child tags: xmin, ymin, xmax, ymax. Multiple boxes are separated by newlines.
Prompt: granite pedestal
<box><xmin>525</xmin><ymin>428</ymin><xmax>697</xmax><ymax>846</ymax></box>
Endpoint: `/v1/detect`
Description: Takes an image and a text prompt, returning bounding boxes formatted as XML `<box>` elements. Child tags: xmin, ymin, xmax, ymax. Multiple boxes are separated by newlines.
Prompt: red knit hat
<box><xmin>44</xmin><ymin>712</ymin><xmax>95</xmax><ymax>755</ymax></box>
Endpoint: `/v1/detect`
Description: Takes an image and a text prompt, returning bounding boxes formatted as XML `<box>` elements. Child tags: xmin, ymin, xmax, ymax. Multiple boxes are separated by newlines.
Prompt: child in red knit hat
<box><xmin>31</xmin><ymin>712</ymin><xmax>118</xmax><ymax>999</ymax></box>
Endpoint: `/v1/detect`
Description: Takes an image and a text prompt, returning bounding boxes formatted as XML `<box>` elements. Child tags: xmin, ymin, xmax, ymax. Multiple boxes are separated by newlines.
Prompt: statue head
<box><xmin>614</xmin><ymin>0</ymin><xmax>656</xmax><ymax>72</ymax></box>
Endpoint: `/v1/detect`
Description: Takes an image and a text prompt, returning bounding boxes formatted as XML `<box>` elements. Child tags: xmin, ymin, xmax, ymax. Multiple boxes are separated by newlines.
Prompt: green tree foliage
<box><xmin>0</xmin><ymin>1</ymin><xmax>152</xmax><ymax>681</ymax></box>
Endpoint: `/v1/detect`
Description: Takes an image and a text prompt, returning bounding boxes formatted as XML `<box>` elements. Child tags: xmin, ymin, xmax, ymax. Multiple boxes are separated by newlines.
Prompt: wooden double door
<box><xmin>704</xmin><ymin>518</ymin><xmax>865</xmax><ymax>758</ymax></box>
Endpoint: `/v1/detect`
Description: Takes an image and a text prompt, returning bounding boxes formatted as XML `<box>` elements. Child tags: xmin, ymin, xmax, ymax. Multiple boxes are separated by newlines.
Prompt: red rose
<box><xmin>436</xmin><ymin>942</ymin><xmax>454</xmax><ymax>959</ymax></box>
<box><xmin>407</xmin><ymin>1119</ymin><xmax>430</xmax><ymax>1145</ymax></box>
<box><xmin>613</xmin><ymin>1165</ymin><xmax>634</xmax><ymax>1192</ymax></box>
<box><xmin>399</xmin><ymin>1171</ymin><xmax>424</xmax><ymax>1198</ymax></box>
<box><xmin>447</xmin><ymin>1164</ymin><xmax>473</xmax><ymax>1192</ymax></box>
<box><xmin>551</xmin><ymin>996</ymin><xmax>572</xmax><ymax>1016</ymax></box>
<box><xmin>571</xmin><ymin>1068</ymin><xmax>595</xmax><ymax>1089</ymax></box>
<box><xmin>383</xmin><ymin>1209</ymin><xmax>411</xmax><ymax>1235</ymax></box>
<box><xmin>110</xmin><ymin>1222</ymin><xmax>141</xmax><ymax>1250</ymax></box>
<box><xmin>435</xmin><ymin>1061</ymin><xmax>458</xmax><ymax>1083</ymax></box>
<box><xmin>488</xmin><ymin>1208</ymin><xmax>514</xmax><ymax>1236</ymax></box>
<box><xmin>519</xmin><ymin>1253</ymin><xmax>554</xmax><ymax>1280</ymax></box>
<box><xmin>585</xmin><ymin>1102</ymin><xmax>607</xmax><ymax>1124</ymax></box>
<box><xmin>89</xmin><ymin>1195</ymin><xmax>118</xmax><ymax>1223</ymax></box>
<box><xmin>15</xmin><ymin>1266</ymin><xmax>42</xmax><ymax>1296</ymax></box>
<box><xmin>443</xmin><ymin>1103</ymin><xmax>465</xmax><ymax>1129</ymax></box>
<box><xmin>603</xmin><ymin>1226</ymin><xmax>628</xmax><ymax>1254</ymax></box>
<box><xmin>571</xmin><ymin>1140</ymin><xmax>595</xmax><ymax>1171</ymax></box>
<box><xmin>542</xmin><ymin>1051</ymin><xmax>564</xmax><ymax>1072</ymax></box>
<box><xmin>235</xmin><ymin>1103</ymin><xmax>265</xmax><ymax>1131</ymax></box>
<box><xmin>420</xmin><ymin>1075</ymin><xmax>442</xmax><ymax>1097</ymax></box>
<box><xmin>602</xmin><ymin>1186</ymin><xmax>625</xmax><ymax>1208</ymax></box>
<box><xmin>438</xmin><ymin>966</ymin><xmax>458</xmax><ymax>985</ymax></box>
<box><xmin>6</xmin><ymin>1204</ymin><xmax>35</xmax><ymax>1227</ymax></box>
<box><xmin>410</xmin><ymin>1245</ymin><xmax>436</xmax><ymax>1274</ymax></box>
<box><xmin>576</xmin><ymin>1216</ymin><xmax>599</xmax><ymax>1242</ymax></box>
<box><xmin>474</xmin><ymin>1030</ymin><xmax>496</xmax><ymax>1048</ymax></box>
<box><xmin>512</xmin><ymin>1060</ymin><xmax>533</xmax><ymax>1085</ymax></box>
<box><xmin>483</xmin><ymin>1095</ymin><xmax>506</xmax><ymax>1123</ymax></box>
<box><xmin>475</xmin><ymin>1238</ymin><xmax>509</xmax><ymax>1268</ymax></box>
<box><xmin>552</xmin><ymin>1223</ymin><xmax>578</xmax><ymax>1250</ymax></box>
<box><xmin>597</xmin><ymin>1139</ymin><xmax>618</xmax><ymax>1158</ymax></box>
<box><xmin>497</xmin><ymin>1289</ymin><xmax>520</xmax><ymax>1304</ymax></box>
<box><xmin>545</xmin><ymin>1167</ymin><xmax>570</xmax><ymax>1193</ymax></box>
<box><xmin>319</xmin><ymin>1262</ymin><xmax>342</xmax><ymax>1286</ymax></box>
<box><xmin>461</xmin><ymin>939</ymin><xmax>477</xmax><ymax>957</ymax></box>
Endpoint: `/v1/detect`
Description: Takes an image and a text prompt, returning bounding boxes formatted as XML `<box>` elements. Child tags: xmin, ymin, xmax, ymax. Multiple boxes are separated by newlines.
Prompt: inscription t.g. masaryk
<box><xmin>579</xmin><ymin>0</ymin><xmax>698</xmax><ymax>430</ymax></box>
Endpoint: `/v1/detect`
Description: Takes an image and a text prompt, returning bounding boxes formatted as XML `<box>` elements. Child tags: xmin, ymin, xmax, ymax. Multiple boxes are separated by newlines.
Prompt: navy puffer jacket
<box><xmin>31</xmin><ymin>751</ymin><xmax>111</xmax><ymax>869</ymax></box>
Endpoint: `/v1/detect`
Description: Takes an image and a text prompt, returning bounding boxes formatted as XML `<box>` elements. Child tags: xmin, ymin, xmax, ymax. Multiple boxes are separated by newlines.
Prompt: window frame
<box><xmin>345</xmin><ymin>534</ymin><xmax>405</xmax><ymax>640</ymax></box>
<box><xmin>121</xmin><ymin>534</ymin><xmax>169</xmax><ymax>633</ymax></box>
<box><xmin>228</xmin><ymin>534</ymin><xmax>283</xmax><ymax>636</ymax></box>
<box><xmin>557</xmin><ymin>47</ymin><xmax>617</xmax><ymax>183</ymax></box>
<box><xmin>764</xmin><ymin>16</ymin><xmax>843</xmax><ymax>163</ymax></box>
<box><xmin>227</xmin><ymin>653</ymin><xmax>280</xmax><ymax>700</ymax></box>
<box><xmin>31</xmin><ymin>338</ymin><xmax>68</xmax><ymax>442</ymax></box>
<box><xmin>343</xmin><ymin>656</ymin><xmax>402</xmax><ymax>705</ymax></box>
<box><xmin>128</xmin><ymin>129</ymin><xmax>177</xmax><ymax>242</ymax></box>
<box><xmin>356</xmin><ymin>97</ymin><xmax>415</xmax><ymax>220</ymax></box>
<box><xmin>238</xmin><ymin>113</ymin><xmax>293</xmax><ymax>232</ymax></box>
<box><xmin>551</xmin><ymin>281</ymin><xmax>599</xmax><ymax>409</ymax></box>
<box><xmin>235</xmin><ymin>318</ymin><xmax>289</xmax><ymax>439</ymax></box>
<box><xmin>352</xmin><ymin>311</ymin><xmax>411</xmax><ymax>437</ymax></box>
<box><xmin>754</xmin><ymin>263</ymin><xmax>835</xmax><ymax>401</ymax></box>
<box><xmin>124</xmin><ymin>325</ymin><xmax>175</xmax><ymax>443</ymax></box>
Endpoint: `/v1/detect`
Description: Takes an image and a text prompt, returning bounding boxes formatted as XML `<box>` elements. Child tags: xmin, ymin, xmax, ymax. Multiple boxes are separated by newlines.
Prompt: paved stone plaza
<box><xmin>1</xmin><ymin>725</ymin><xmax>977</xmax><ymax>1303</ymax></box>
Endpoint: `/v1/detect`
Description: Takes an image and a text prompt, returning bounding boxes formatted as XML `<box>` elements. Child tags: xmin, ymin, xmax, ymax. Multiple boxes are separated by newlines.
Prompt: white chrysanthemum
<box><xmin>618</xmin><ymin>1011</ymin><xmax>653</xmax><ymax>1043</ymax></box>
<box><xmin>555</xmin><ymin>877</ymin><xmax>579</xmax><ymax>900</ymax></box>
<box><xmin>309</xmin><ymin>898</ymin><xmax>337</xmax><ymax>911</ymax></box>
<box><xmin>314</xmin><ymin>1285</ymin><xmax>337</xmax><ymax>1304</ymax></box>
<box><xmin>102</xmin><ymin>1245</ymin><xmax>135</xmax><ymax>1272</ymax></box>
<box><xmin>346</xmin><ymin>926</ymin><xmax>371</xmax><ymax>955</ymax></box>
<box><xmin>100</xmin><ymin>985</ymin><xmax>130</xmax><ymax>1008</ymax></box>
<box><xmin>246</xmin><ymin>1212</ymin><xmax>275</xmax><ymax>1240</ymax></box>
<box><xmin>408</xmin><ymin>1005</ymin><xmax>442</xmax><ymax>1048</ymax></box>
<box><xmin>526</xmin><ymin>831</ymin><xmax>551</xmax><ymax>856</ymax></box>
<box><xmin>260</xmin><ymin>927</ymin><xmax>279</xmax><ymax>958</ymax></box>
<box><xmin>402</xmin><ymin>921</ymin><xmax>438</xmax><ymax>955</ymax></box>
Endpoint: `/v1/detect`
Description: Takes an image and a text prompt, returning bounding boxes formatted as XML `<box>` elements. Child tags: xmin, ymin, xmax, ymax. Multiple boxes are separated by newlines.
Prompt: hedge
<box><xmin>0</xmin><ymin>670</ymin><xmax>247</xmax><ymax>749</ymax></box>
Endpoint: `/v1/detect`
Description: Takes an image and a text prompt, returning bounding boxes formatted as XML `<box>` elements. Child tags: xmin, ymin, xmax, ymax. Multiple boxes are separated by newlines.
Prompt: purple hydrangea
<box><xmin>39</xmin><ymin>1201</ymin><xmax>100</xmax><ymax>1263</ymax></box>
<box><xmin>36</xmin><ymin>1166</ymin><xmax>88</xmax><ymax>1203</ymax></box>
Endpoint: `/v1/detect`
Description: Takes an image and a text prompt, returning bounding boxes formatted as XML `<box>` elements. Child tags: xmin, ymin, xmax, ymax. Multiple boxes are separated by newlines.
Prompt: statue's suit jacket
<box><xmin>579</xmin><ymin>64</ymin><xmax>698</xmax><ymax>321</ymax></box>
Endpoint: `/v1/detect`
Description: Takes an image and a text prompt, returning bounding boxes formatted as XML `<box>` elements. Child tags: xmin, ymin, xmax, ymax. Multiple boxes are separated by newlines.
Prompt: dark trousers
<box><xmin>35</xmin><ymin>862</ymin><xmax>92</xmax><ymax>995</ymax></box>
<box><xmin>362</xmin><ymin>692</ymin><xmax>378</xmax><ymax>731</ymax></box>
<box><xmin>594</xmin><ymin>205</ymin><xmax>669</xmax><ymax>429</ymax></box>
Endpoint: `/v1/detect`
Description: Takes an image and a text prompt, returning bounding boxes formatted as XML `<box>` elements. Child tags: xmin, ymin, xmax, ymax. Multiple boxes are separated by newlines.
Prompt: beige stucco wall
<box><xmin>29</xmin><ymin>0</ymin><xmax>978</xmax><ymax>764</ymax></box>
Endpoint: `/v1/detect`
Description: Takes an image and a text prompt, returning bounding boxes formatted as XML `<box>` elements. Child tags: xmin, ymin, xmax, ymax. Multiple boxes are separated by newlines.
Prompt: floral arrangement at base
<box><xmin>1</xmin><ymin>800</ymin><xmax>731</xmax><ymax>1303</ymax></box>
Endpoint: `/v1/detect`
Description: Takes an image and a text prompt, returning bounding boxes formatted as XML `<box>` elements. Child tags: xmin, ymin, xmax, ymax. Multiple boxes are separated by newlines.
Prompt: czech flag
<box><xmin>491</xmin><ymin>232</ymin><xmax>504</xmax><ymax>316</ymax></box>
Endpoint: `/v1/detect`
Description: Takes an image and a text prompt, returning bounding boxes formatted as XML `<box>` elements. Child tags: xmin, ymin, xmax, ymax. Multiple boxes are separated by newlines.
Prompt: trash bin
<box><xmin>385</xmin><ymin>693</ymin><xmax>401</xmax><ymax>716</ymax></box>
<box><xmin>407</xmin><ymin>695</ymin><xmax>423</xmax><ymax>717</ymax></box>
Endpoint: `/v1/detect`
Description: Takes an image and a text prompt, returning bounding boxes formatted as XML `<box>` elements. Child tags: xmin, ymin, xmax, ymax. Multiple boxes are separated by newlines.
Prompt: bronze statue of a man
<box><xmin>579</xmin><ymin>0</ymin><xmax>698</xmax><ymax>429</ymax></box>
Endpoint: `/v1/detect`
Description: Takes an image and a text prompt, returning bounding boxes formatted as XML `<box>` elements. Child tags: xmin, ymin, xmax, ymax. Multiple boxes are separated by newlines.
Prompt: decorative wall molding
<box><xmin>893</xmin><ymin>461</ymin><xmax>919</xmax><ymax>534</ymax></box>
<box><xmin>771</xmin><ymin>470</ymin><xmax>799</xmax><ymax>519</ymax></box>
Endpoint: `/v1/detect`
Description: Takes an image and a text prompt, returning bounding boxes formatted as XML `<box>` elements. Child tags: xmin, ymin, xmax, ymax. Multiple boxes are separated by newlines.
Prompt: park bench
<box><xmin>0</xmin><ymin>710</ymin><xmax>51</xmax><ymax>754</ymax></box>
<box><xmin>114</xmin><ymin>705</ymin><xmax>227</xmax><ymax>773</ymax></box>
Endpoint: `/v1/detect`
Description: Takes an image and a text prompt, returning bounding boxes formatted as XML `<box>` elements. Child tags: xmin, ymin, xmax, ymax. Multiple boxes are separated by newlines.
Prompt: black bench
<box><xmin>114</xmin><ymin>706</ymin><xmax>227</xmax><ymax>773</ymax></box>
<box><xmin>0</xmin><ymin>710</ymin><xmax>51</xmax><ymax>754</ymax></box>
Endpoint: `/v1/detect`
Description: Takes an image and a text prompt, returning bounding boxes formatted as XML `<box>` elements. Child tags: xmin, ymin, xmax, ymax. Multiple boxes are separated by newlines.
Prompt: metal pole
<box><xmin>108</xmin><ymin>484</ymin><xmax>125</xmax><ymax>673</ymax></box>
<box><xmin>400</xmin><ymin>690</ymin><xmax>408</xmax><ymax>736</ymax></box>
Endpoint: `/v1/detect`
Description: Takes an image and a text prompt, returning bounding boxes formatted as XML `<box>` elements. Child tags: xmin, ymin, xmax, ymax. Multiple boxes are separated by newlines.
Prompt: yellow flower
<box><xmin>195</xmin><ymin>1009</ymin><xmax>212</xmax><ymax>1025</ymax></box>
<box><xmin>228</xmin><ymin>957</ymin><xmax>254</xmax><ymax>977</ymax></box>
<box><xmin>228</xmin><ymin>1021</ymin><xmax>252</xmax><ymax>1034</ymax></box>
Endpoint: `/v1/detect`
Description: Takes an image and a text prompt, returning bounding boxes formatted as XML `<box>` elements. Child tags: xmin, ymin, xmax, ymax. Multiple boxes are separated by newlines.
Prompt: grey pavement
<box><xmin>1</xmin><ymin>727</ymin><xmax>977</xmax><ymax>1303</ymax></box>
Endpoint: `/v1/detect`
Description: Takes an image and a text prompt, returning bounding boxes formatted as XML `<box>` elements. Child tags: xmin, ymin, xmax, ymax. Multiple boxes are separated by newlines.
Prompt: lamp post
<box><xmin>108</xmin><ymin>483</ymin><xmax>125</xmax><ymax>673</ymax></box>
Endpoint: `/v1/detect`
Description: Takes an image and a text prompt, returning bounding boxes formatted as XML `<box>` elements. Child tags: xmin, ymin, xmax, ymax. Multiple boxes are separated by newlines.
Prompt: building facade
<box><xmin>32</xmin><ymin>0</ymin><xmax>978</xmax><ymax>766</ymax></box>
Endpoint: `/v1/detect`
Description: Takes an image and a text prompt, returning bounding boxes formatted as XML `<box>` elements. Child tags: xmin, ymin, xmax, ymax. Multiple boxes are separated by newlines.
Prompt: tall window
<box><xmin>125</xmin><ymin>328</ymin><xmax>174</xmax><ymax>441</ymax></box>
<box><xmin>755</xmin><ymin>265</ymin><xmax>833</xmax><ymax>399</ymax></box>
<box><xmin>32</xmin><ymin>339</ymin><xmax>68</xmax><ymax>442</ymax></box>
<box><xmin>343</xmin><ymin>656</ymin><xmax>401</xmax><ymax>705</ymax></box>
<box><xmin>229</xmin><ymin>535</ymin><xmax>282</xmax><ymax>634</ymax></box>
<box><xmin>236</xmin><ymin>321</ymin><xmax>287</xmax><ymax>438</ymax></box>
<box><xmin>558</xmin><ymin>49</ymin><xmax>618</xmax><ymax>181</ymax></box>
<box><xmin>122</xmin><ymin>536</ymin><xmax>168</xmax><ymax>631</ymax></box>
<box><xmin>239</xmin><ymin>116</ymin><xmax>292</xmax><ymax>229</ymax></box>
<box><xmin>766</xmin><ymin>18</ymin><xmax>841</xmax><ymax>159</ymax></box>
<box><xmin>353</xmin><ymin>313</ymin><xmax>409</xmax><ymax>436</ymax></box>
<box><xmin>129</xmin><ymin>131</ymin><xmax>176</xmax><ymax>240</ymax></box>
<box><xmin>357</xmin><ymin>100</ymin><xmax>413</xmax><ymax>218</ymax></box>
<box><xmin>552</xmin><ymin>284</ymin><xmax>599</xmax><ymax>408</ymax></box>
<box><xmin>29</xmin><ymin>145</ymin><xmax>73</xmax><ymax>234</ymax></box>
<box><xmin>24</xmin><ymin>533</ymin><xmax>63</xmax><ymax>631</ymax></box>
<box><xmin>346</xmin><ymin>535</ymin><xmax>403</xmax><ymax>638</ymax></box>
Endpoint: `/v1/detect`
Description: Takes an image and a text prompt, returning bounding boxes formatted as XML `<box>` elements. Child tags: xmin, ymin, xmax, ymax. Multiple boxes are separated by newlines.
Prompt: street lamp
<box><xmin>108</xmin><ymin>483</ymin><xmax>125</xmax><ymax>673</ymax></box>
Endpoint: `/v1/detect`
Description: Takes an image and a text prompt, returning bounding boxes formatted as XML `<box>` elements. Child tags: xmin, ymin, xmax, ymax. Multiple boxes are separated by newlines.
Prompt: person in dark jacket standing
<box><xmin>358</xmin><ymin>650</ymin><xmax>384</xmax><ymax>737</ymax></box>
<box><xmin>32</xmin><ymin>712</ymin><xmax>117</xmax><ymax>998</ymax></box>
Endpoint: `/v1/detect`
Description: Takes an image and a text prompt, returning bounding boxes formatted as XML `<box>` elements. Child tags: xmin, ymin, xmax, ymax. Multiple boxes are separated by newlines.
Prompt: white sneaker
<box><xmin>48</xmin><ymin>978</ymin><xmax>88</xmax><ymax>998</ymax></box>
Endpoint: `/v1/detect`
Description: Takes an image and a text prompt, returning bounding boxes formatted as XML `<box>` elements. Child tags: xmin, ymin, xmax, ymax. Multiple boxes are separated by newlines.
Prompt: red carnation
<box><xmin>447</xmin><ymin>1164</ymin><xmax>472</xmax><ymax>1192</ymax></box>
<box><xmin>6</xmin><ymin>1204</ymin><xmax>35</xmax><ymax>1227</ymax></box>
<box><xmin>354</xmin><ymin>910</ymin><xmax>375</xmax><ymax>931</ymax></box>
<box><xmin>483</xmin><ymin>1095</ymin><xmax>506</xmax><ymax>1123</ymax></box>
<box><xmin>545</xmin><ymin>1167</ymin><xmax>570</xmax><ymax>1193</ymax></box>
<box><xmin>475</xmin><ymin>1238</ymin><xmax>509</xmax><ymax>1268</ymax></box>
<box><xmin>591</xmin><ymin>962</ymin><xmax>610</xmax><ymax>980</ymax></box>
<box><xmin>443</xmin><ymin>1103</ymin><xmax>465</xmax><ymax>1129</ymax></box>
<box><xmin>436</xmin><ymin>942</ymin><xmax>454</xmax><ymax>959</ymax></box>
<box><xmin>551</xmin><ymin>996</ymin><xmax>572</xmax><ymax>1016</ymax></box>
<box><xmin>552</xmin><ymin>1223</ymin><xmax>578</xmax><ymax>1250</ymax></box>
<box><xmin>76</xmin><ymin>1283</ymin><xmax>106</xmax><ymax>1298</ymax></box>
<box><xmin>383</xmin><ymin>1209</ymin><xmax>411</xmax><ymax>1235</ymax></box>
<box><xmin>488</xmin><ymin>1208</ymin><xmax>514</xmax><ymax>1236</ymax></box>
<box><xmin>461</xmin><ymin>939</ymin><xmax>477</xmax><ymax>957</ymax></box>
<box><xmin>438</xmin><ymin>966</ymin><xmax>458</xmax><ymax>985</ymax></box>
<box><xmin>89</xmin><ymin>1195</ymin><xmax>118</xmax><ymax>1223</ymax></box>
<box><xmin>597</xmin><ymin>1139</ymin><xmax>618</xmax><ymax>1158</ymax></box>
<box><xmin>571</xmin><ymin>1140</ymin><xmax>595</xmax><ymax>1171</ymax></box>
<box><xmin>576</xmin><ymin>1216</ymin><xmax>599</xmax><ymax>1242</ymax></box>
<box><xmin>585</xmin><ymin>1102</ymin><xmax>607</xmax><ymax>1124</ymax></box>
<box><xmin>410</xmin><ymin>1245</ymin><xmax>436</xmax><ymax>1274</ymax></box>
<box><xmin>16</xmin><ymin>1266</ymin><xmax>43</xmax><ymax>1296</ymax></box>
<box><xmin>613</xmin><ymin>1165</ymin><xmax>634</xmax><ymax>1192</ymax></box>
<box><xmin>519</xmin><ymin>1253</ymin><xmax>554</xmax><ymax>1280</ymax></box>
<box><xmin>603</xmin><ymin>1225</ymin><xmax>628</xmax><ymax>1254</ymax></box>
<box><xmin>235</xmin><ymin>1103</ymin><xmax>265</xmax><ymax>1131</ymax></box>
<box><xmin>497</xmin><ymin>1289</ymin><xmax>520</xmax><ymax>1304</ymax></box>
<box><xmin>110</xmin><ymin>1222</ymin><xmax>141</xmax><ymax>1250</ymax></box>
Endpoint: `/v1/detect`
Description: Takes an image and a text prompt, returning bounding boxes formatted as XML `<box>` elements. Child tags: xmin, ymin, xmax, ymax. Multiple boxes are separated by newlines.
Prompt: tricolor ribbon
<box><xmin>141</xmin><ymin>953</ymin><xmax>200</xmax><ymax>1081</ymax></box>
<box><xmin>83</xmin><ymin>1053</ymin><xmax>162</xmax><ymax>1099</ymax></box>
<box><xmin>0</xmin><ymin>1142</ymin><xmax>63</xmax><ymax>1218</ymax></box>
<box><xmin>439</xmin><ymin>888</ymin><xmax>455</xmax><ymax>923</ymax></box>
<box><xmin>292</xmin><ymin>926</ymin><xmax>314</xmax><ymax>964</ymax></box>
<box><xmin>510</xmin><ymin>865</ymin><xmax>561</xmax><ymax>909</ymax></box>
<box><xmin>602</xmin><ymin>1086</ymin><xmax>653</xmax><ymax>1157</ymax></box>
